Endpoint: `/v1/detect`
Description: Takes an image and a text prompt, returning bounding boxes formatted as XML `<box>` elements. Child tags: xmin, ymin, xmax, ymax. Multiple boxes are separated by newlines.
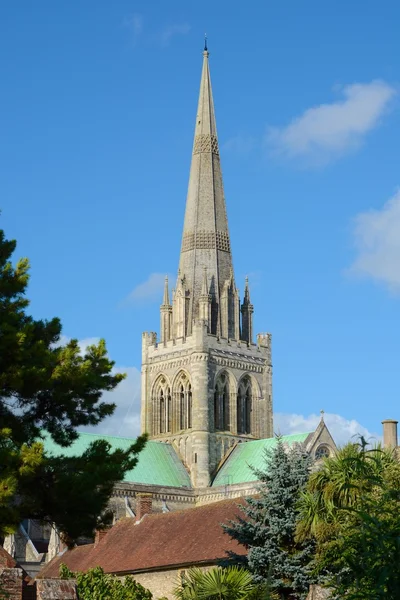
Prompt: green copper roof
<box><xmin>44</xmin><ymin>433</ymin><xmax>192</xmax><ymax>488</ymax></box>
<box><xmin>212</xmin><ymin>433</ymin><xmax>312</xmax><ymax>487</ymax></box>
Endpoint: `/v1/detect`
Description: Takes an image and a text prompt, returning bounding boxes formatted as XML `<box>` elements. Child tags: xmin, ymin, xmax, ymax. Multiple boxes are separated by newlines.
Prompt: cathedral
<box><xmin>140</xmin><ymin>44</ymin><xmax>334</xmax><ymax>489</ymax></box>
<box><xmin>3</xmin><ymin>46</ymin><xmax>337</xmax><ymax>574</ymax></box>
<box><xmin>141</xmin><ymin>44</ymin><xmax>273</xmax><ymax>488</ymax></box>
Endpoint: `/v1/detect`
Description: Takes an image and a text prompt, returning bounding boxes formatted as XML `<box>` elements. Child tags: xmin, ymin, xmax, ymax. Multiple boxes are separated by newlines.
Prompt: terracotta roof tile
<box><xmin>0</xmin><ymin>545</ymin><xmax>17</xmax><ymax>569</ymax></box>
<box><xmin>37</xmin><ymin>498</ymin><xmax>247</xmax><ymax>578</ymax></box>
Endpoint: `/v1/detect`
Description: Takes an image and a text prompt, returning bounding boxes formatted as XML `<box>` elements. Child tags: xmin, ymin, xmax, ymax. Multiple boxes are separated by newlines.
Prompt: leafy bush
<box><xmin>60</xmin><ymin>564</ymin><xmax>152</xmax><ymax>600</ymax></box>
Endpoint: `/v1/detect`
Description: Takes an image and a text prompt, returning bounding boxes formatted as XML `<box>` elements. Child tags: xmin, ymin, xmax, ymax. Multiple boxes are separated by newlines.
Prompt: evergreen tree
<box><xmin>0</xmin><ymin>227</ymin><xmax>147</xmax><ymax>544</ymax></box>
<box><xmin>224</xmin><ymin>438</ymin><xmax>315</xmax><ymax>600</ymax></box>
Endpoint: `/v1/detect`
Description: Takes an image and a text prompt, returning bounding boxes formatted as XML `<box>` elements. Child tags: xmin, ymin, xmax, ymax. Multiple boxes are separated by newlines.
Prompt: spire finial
<box><xmin>320</xmin><ymin>409</ymin><xmax>325</xmax><ymax>421</ymax></box>
<box><xmin>243</xmin><ymin>276</ymin><xmax>251</xmax><ymax>303</ymax></box>
<box><xmin>204</xmin><ymin>33</ymin><xmax>208</xmax><ymax>52</ymax></box>
<box><xmin>162</xmin><ymin>275</ymin><xmax>170</xmax><ymax>306</ymax></box>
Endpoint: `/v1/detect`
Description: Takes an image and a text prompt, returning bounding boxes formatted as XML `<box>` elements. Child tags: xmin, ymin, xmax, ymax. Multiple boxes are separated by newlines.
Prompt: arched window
<box><xmin>153</xmin><ymin>377</ymin><xmax>171</xmax><ymax>435</ymax></box>
<box><xmin>214</xmin><ymin>373</ymin><xmax>230</xmax><ymax>432</ymax></box>
<box><xmin>315</xmin><ymin>445</ymin><xmax>330</xmax><ymax>460</ymax></box>
<box><xmin>237</xmin><ymin>377</ymin><xmax>252</xmax><ymax>435</ymax></box>
<box><xmin>180</xmin><ymin>384</ymin><xmax>185</xmax><ymax>430</ymax></box>
<box><xmin>160</xmin><ymin>390</ymin><xmax>165</xmax><ymax>433</ymax></box>
<box><xmin>175</xmin><ymin>373</ymin><xmax>192</xmax><ymax>431</ymax></box>
<box><xmin>188</xmin><ymin>384</ymin><xmax>192</xmax><ymax>429</ymax></box>
<box><xmin>167</xmin><ymin>390</ymin><xmax>172</xmax><ymax>432</ymax></box>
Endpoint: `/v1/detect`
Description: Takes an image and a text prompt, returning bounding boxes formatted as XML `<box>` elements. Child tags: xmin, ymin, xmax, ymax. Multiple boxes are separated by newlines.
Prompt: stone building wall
<box><xmin>142</xmin><ymin>321</ymin><xmax>272</xmax><ymax>488</ymax></box>
<box><xmin>35</xmin><ymin>579</ymin><xmax>77</xmax><ymax>600</ymax></box>
<box><xmin>133</xmin><ymin>565</ymin><xmax>212</xmax><ymax>600</ymax></box>
<box><xmin>0</xmin><ymin>567</ymin><xmax>23</xmax><ymax>600</ymax></box>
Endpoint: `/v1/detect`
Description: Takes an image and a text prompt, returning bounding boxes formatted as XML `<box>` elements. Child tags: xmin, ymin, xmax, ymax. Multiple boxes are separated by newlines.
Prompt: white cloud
<box><xmin>349</xmin><ymin>189</ymin><xmax>400</xmax><ymax>293</ymax></box>
<box><xmin>77</xmin><ymin>337</ymin><xmax>101</xmax><ymax>355</ymax></box>
<box><xmin>51</xmin><ymin>336</ymin><xmax>141</xmax><ymax>437</ymax></box>
<box><xmin>159</xmin><ymin>23</ymin><xmax>190</xmax><ymax>46</ymax></box>
<box><xmin>275</xmin><ymin>411</ymin><xmax>380</xmax><ymax>447</ymax></box>
<box><xmin>267</xmin><ymin>80</ymin><xmax>396</xmax><ymax>166</ymax></box>
<box><xmin>83</xmin><ymin>366</ymin><xmax>141</xmax><ymax>438</ymax></box>
<box><xmin>59</xmin><ymin>335</ymin><xmax>383</xmax><ymax>446</ymax></box>
<box><xmin>223</xmin><ymin>135</ymin><xmax>256</xmax><ymax>155</ymax></box>
<box><xmin>123</xmin><ymin>13</ymin><xmax>143</xmax><ymax>42</ymax></box>
<box><xmin>52</xmin><ymin>335</ymin><xmax>101</xmax><ymax>355</ymax></box>
<box><xmin>124</xmin><ymin>272</ymin><xmax>172</xmax><ymax>305</ymax></box>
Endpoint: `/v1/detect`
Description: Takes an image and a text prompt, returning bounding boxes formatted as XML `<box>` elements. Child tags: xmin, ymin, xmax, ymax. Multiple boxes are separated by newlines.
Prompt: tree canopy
<box><xmin>296</xmin><ymin>438</ymin><xmax>400</xmax><ymax>599</ymax></box>
<box><xmin>225</xmin><ymin>438</ymin><xmax>315</xmax><ymax>600</ymax></box>
<box><xmin>0</xmin><ymin>227</ymin><xmax>146</xmax><ymax>545</ymax></box>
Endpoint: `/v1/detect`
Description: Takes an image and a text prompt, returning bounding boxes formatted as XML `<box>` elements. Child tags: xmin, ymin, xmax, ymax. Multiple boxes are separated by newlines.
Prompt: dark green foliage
<box><xmin>60</xmin><ymin>564</ymin><xmax>153</xmax><ymax>599</ymax></box>
<box><xmin>297</xmin><ymin>438</ymin><xmax>400</xmax><ymax>599</ymax></box>
<box><xmin>0</xmin><ymin>227</ymin><xmax>147</xmax><ymax>544</ymax></box>
<box><xmin>0</xmin><ymin>230</ymin><xmax>121</xmax><ymax>447</ymax></box>
<box><xmin>224</xmin><ymin>439</ymin><xmax>314</xmax><ymax>600</ymax></box>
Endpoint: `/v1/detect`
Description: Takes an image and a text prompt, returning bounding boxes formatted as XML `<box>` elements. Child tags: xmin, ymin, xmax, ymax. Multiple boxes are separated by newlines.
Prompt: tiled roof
<box><xmin>0</xmin><ymin>545</ymin><xmax>32</xmax><ymax>585</ymax></box>
<box><xmin>37</xmin><ymin>499</ymin><xmax>247</xmax><ymax>578</ymax></box>
<box><xmin>44</xmin><ymin>433</ymin><xmax>192</xmax><ymax>488</ymax></box>
<box><xmin>0</xmin><ymin>545</ymin><xmax>17</xmax><ymax>568</ymax></box>
<box><xmin>212</xmin><ymin>433</ymin><xmax>312</xmax><ymax>487</ymax></box>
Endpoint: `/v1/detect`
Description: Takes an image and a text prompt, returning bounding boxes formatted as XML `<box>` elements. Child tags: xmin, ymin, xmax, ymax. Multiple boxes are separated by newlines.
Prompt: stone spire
<box><xmin>177</xmin><ymin>46</ymin><xmax>234</xmax><ymax>337</ymax></box>
<box><xmin>160</xmin><ymin>276</ymin><xmax>172</xmax><ymax>343</ymax></box>
<box><xmin>162</xmin><ymin>275</ymin><xmax>170</xmax><ymax>305</ymax></box>
<box><xmin>241</xmin><ymin>276</ymin><xmax>254</xmax><ymax>344</ymax></box>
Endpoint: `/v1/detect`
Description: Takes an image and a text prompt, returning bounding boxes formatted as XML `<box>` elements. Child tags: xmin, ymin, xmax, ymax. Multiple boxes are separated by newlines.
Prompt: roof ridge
<box><xmin>120</xmin><ymin>497</ymin><xmax>246</xmax><ymax>524</ymax></box>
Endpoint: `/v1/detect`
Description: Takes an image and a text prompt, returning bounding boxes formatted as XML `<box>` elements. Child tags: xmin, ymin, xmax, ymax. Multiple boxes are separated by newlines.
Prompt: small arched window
<box><xmin>237</xmin><ymin>377</ymin><xmax>252</xmax><ymax>435</ymax></box>
<box><xmin>315</xmin><ymin>445</ymin><xmax>330</xmax><ymax>460</ymax></box>
<box><xmin>167</xmin><ymin>389</ymin><xmax>172</xmax><ymax>432</ymax></box>
<box><xmin>153</xmin><ymin>376</ymin><xmax>171</xmax><ymax>435</ymax></box>
<box><xmin>214</xmin><ymin>373</ymin><xmax>230</xmax><ymax>432</ymax></box>
<box><xmin>160</xmin><ymin>390</ymin><xmax>165</xmax><ymax>433</ymax></box>
<box><xmin>188</xmin><ymin>384</ymin><xmax>192</xmax><ymax>429</ymax></box>
<box><xmin>176</xmin><ymin>373</ymin><xmax>192</xmax><ymax>431</ymax></box>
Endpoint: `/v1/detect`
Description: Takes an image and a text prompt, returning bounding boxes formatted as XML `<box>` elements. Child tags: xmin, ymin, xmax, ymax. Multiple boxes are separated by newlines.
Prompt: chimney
<box><xmin>382</xmin><ymin>419</ymin><xmax>398</xmax><ymax>449</ymax></box>
<box><xmin>136</xmin><ymin>493</ymin><xmax>152</xmax><ymax>521</ymax></box>
<box><xmin>94</xmin><ymin>528</ymin><xmax>110</xmax><ymax>547</ymax></box>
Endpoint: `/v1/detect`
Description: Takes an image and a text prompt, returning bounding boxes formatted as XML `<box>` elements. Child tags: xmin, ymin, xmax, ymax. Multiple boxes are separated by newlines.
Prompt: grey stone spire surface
<box><xmin>177</xmin><ymin>47</ymin><xmax>233</xmax><ymax>336</ymax></box>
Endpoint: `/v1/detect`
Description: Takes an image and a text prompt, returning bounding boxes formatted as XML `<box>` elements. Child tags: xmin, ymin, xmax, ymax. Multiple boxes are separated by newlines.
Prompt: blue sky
<box><xmin>1</xmin><ymin>1</ymin><xmax>400</xmax><ymax>445</ymax></box>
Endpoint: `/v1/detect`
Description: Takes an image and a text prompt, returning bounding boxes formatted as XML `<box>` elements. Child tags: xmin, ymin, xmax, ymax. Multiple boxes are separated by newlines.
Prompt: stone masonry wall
<box><xmin>0</xmin><ymin>567</ymin><xmax>23</xmax><ymax>600</ymax></box>
<box><xmin>306</xmin><ymin>584</ymin><xmax>331</xmax><ymax>599</ymax></box>
<box><xmin>35</xmin><ymin>579</ymin><xmax>77</xmax><ymax>600</ymax></box>
<box><xmin>133</xmin><ymin>565</ymin><xmax>211</xmax><ymax>600</ymax></box>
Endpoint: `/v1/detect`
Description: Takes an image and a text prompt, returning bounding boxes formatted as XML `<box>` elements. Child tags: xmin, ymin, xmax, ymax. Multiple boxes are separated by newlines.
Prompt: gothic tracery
<box><xmin>214</xmin><ymin>372</ymin><xmax>230</xmax><ymax>431</ymax></box>
<box><xmin>237</xmin><ymin>376</ymin><xmax>252</xmax><ymax>435</ymax></box>
<box><xmin>175</xmin><ymin>372</ymin><xmax>192</xmax><ymax>431</ymax></box>
<box><xmin>153</xmin><ymin>376</ymin><xmax>172</xmax><ymax>435</ymax></box>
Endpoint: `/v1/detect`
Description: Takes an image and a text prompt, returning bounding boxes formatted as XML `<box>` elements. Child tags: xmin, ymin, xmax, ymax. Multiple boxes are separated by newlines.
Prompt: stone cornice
<box><xmin>147</xmin><ymin>352</ymin><xmax>209</xmax><ymax>373</ymax></box>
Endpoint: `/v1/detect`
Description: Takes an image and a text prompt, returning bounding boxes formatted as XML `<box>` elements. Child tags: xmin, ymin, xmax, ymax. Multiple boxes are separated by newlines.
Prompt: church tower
<box><xmin>141</xmin><ymin>46</ymin><xmax>273</xmax><ymax>488</ymax></box>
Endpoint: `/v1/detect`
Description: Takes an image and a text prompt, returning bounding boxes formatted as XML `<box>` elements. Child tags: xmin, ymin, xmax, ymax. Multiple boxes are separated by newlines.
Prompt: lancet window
<box><xmin>214</xmin><ymin>372</ymin><xmax>230</xmax><ymax>431</ymax></box>
<box><xmin>153</xmin><ymin>377</ymin><xmax>172</xmax><ymax>435</ymax></box>
<box><xmin>176</xmin><ymin>373</ymin><xmax>192</xmax><ymax>431</ymax></box>
<box><xmin>237</xmin><ymin>376</ymin><xmax>252</xmax><ymax>435</ymax></box>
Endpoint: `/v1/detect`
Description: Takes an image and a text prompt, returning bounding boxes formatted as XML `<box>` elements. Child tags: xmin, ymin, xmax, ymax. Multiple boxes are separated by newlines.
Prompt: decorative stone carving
<box><xmin>181</xmin><ymin>230</ymin><xmax>231</xmax><ymax>253</ymax></box>
<box><xmin>149</xmin><ymin>353</ymin><xmax>209</xmax><ymax>373</ymax></box>
<box><xmin>193</xmin><ymin>133</ymin><xmax>219</xmax><ymax>155</ymax></box>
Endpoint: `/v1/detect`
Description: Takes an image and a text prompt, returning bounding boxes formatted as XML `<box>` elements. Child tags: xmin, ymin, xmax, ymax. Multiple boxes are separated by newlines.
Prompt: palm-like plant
<box><xmin>173</xmin><ymin>566</ymin><xmax>260</xmax><ymax>600</ymax></box>
<box><xmin>296</xmin><ymin>438</ymin><xmax>396</xmax><ymax>544</ymax></box>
